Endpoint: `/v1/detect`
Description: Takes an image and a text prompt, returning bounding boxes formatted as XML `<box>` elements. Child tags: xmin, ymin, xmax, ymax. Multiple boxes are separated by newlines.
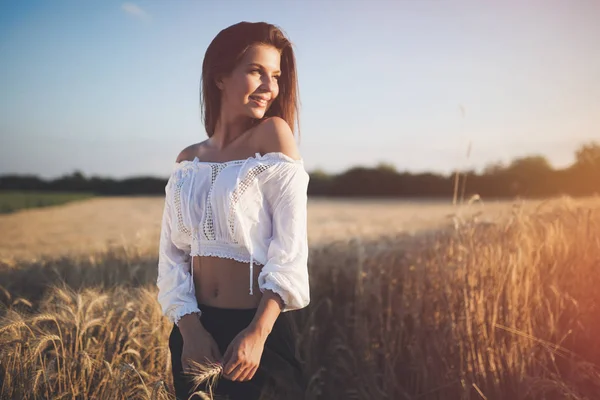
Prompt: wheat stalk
<box><xmin>186</xmin><ymin>359</ymin><xmax>223</xmax><ymax>400</ymax></box>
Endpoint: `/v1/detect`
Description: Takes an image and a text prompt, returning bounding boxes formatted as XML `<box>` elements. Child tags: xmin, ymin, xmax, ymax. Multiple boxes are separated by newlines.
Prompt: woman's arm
<box><xmin>221</xmin><ymin>160</ymin><xmax>310</xmax><ymax>382</ymax></box>
<box><xmin>248</xmin><ymin>289</ymin><xmax>285</xmax><ymax>337</ymax></box>
<box><xmin>158</xmin><ymin>171</ymin><xmax>224</xmax><ymax>370</ymax></box>
<box><xmin>221</xmin><ymin>283</ymin><xmax>285</xmax><ymax>381</ymax></box>
<box><xmin>156</xmin><ymin>174</ymin><xmax>202</xmax><ymax>326</ymax></box>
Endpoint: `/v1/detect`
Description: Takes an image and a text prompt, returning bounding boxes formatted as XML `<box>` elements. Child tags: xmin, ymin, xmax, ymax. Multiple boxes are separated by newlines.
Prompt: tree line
<box><xmin>1</xmin><ymin>142</ymin><xmax>598</xmax><ymax>200</ymax></box>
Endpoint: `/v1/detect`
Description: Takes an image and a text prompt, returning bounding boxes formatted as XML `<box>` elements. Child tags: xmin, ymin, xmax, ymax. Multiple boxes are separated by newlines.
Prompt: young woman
<box><xmin>156</xmin><ymin>22</ymin><xmax>310</xmax><ymax>400</ymax></box>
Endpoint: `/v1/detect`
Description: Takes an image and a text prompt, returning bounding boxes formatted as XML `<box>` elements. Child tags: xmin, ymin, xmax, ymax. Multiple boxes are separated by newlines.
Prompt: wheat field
<box><xmin>1</xmin><ymin>195</ymin><xmax>599</xmax><ymax>399</ymax></box>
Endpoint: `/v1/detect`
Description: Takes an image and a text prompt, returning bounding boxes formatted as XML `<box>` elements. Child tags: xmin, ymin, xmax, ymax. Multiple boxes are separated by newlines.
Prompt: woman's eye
<box><xmin>250</xmin><ymin>69</ymin><xmax>279</xmax><ymax>81</ymax></box>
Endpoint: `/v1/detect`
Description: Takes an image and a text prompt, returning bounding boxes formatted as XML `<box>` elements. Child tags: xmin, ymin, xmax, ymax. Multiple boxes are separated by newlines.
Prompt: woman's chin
<box><xmin>247</xmin><ymin>108</ymin><xmax>266</xmax><ymax>119</ymax></box>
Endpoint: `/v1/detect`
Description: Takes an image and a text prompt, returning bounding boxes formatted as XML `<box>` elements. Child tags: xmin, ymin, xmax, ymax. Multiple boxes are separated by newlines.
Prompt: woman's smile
<box><xmin>249</xmin><ymin>95</ymin><xmax>268</xmax><ymax>107</ymax></box>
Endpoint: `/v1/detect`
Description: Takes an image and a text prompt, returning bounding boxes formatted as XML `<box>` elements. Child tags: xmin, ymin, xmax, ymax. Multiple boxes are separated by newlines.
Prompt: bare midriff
<box><xmin>192</xmin><ymin>256</ymin><xmax>264</xmax><ymax>309</ymax></box>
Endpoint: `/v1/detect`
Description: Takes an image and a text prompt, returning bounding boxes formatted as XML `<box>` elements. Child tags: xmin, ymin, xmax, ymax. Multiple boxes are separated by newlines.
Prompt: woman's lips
<box><xmin>250</xmin><ymin>96</ymin><xmax>267</xmax><ymax>107</ymax></box>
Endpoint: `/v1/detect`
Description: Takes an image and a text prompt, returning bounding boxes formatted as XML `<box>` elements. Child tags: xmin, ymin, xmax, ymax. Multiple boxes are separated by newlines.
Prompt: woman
<box><xmin>156</xmin><ymin>21</ymin><xmax>310</xmax><ymax>400</ymax></box>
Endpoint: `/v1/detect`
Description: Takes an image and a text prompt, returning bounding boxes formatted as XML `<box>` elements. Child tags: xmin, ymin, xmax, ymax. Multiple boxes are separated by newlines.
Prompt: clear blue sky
<box><xmin>1</xmin><ymin>0</ymin><xmax>598</xmax><ymax>179</ymax></box>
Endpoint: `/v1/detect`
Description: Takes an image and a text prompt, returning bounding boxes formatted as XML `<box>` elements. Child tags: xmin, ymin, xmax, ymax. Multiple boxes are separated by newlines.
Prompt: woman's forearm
<box><xmin>249</xmin><ymin>290</ymin><xmax>284</xmax><ymax>339</ymax></box>
<box><xmin>178</xmin><ymin>313</ymin><xmax>210</xmax><ymax>340</ymax></box>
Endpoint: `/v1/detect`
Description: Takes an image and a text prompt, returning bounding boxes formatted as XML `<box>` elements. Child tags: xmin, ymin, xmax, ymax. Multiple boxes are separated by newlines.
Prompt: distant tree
<box><xmin>504</xmin><ymin>155</ymin><xmax>554</xmax><ymax>197</ymax></box>
<box><xmin>307</xmin><ymin>167</ymin><xmax>333</xmax><ymax>195</ymax></box>
<box><xmin>309</xmin><ymin>168</ymin><xmax>331</xmax><ymax>180</ymax></box>
<box><xmin>569</xmin><ymin>141</ymin><xmax>600</xmax><ymax>196</ymax></box>
<box><xmin>376</xmin><ymin>162</ymin><xmax>397</xmax><ymax>173</ymax></box>
<box><xmin>52</xmin><ymin>170</ymin><xmax>88</xmax><ymax>192</ymax></box>
<box><xmin>508</xmin><ymin>155</ymin><xmax>553</xmax><ymax>174</ymax></box>
<box><xmin>482</xmin><ymin>161</ymin><xmax>506</xmax><ymax>175</ymax></box>
<box><xmin>574</xmin><ymin>141</ymin><xmax>600</xmax><ymax>169</ymax></box>
<box><xmin>71</xmin><ymin>170</ymin><xmax>86</xmax><ymax>181</ymax></box>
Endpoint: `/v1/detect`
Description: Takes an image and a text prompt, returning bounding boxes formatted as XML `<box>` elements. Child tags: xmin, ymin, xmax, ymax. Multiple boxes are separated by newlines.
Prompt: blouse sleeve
<box><xmin>156</xmin><ymin>176</ymin><xmax>201</xmax><ymax>325</ymax></box>
<box><xmin>258</xmin><ymin>162</ymin><xmax>311</xmax><ymax>312</ymax></box>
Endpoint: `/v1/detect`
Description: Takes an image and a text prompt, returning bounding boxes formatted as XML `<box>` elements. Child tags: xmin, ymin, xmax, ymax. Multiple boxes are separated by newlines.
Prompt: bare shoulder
<box><xmin>254</xmin><ymin>117</ymin><xmax>301</xmax><ymax>160</ymax></box>
<box><xmin>175</xmin><ymin>142</ymin><xmax>205</xmax><ymax>163</ymax></box>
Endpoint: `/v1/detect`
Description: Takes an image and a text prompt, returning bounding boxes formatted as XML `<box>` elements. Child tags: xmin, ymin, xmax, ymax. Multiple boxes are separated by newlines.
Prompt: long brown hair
<box><xmin>200</xmin><ymin>21</ymin><xmax>301</xmax><ymax>141</ymax></box>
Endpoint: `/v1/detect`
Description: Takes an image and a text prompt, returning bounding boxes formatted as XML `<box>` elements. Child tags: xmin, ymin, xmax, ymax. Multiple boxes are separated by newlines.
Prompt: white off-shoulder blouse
<box><xmin>156</xmin><ymin>151</ymin><xmax>310</xmax><ymax>325</ymax></box>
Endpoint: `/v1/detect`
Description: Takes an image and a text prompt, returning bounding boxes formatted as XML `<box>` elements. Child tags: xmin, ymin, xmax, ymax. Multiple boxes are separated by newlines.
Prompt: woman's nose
<box><xmin>261</xmin><ymin>75</ymin><xmax>277</xmax><ymax>90</ymax></box>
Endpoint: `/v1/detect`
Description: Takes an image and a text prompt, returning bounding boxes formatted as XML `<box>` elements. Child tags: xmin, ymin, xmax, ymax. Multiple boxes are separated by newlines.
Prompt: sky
<box><xmin>0</xmin><ymin>0</ymin><xmax>598</xmax><ymax>180</ymax></box>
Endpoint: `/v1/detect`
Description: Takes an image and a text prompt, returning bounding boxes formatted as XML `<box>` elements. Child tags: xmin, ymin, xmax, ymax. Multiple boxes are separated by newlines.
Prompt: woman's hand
<box><xmin>221</xmin><ymin>326</ymin><xmax>267</xmax><ymax>381</ymax></box>
<box><xmin>181</xmin><ymin>330</ymin><xmax>222</xmax><ymax>373</ymax></box>
<box><xmin>178</xmin><ymin>314</ymin><xmax>222</xmax><ymax>373</ymax></box>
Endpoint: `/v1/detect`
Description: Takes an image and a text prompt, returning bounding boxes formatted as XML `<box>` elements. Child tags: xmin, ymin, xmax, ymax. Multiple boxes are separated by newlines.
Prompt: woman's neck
<box><xmin>211</xmin><ymin>115</ymin><xmax>261</xmax><ymax>150</ymax></box>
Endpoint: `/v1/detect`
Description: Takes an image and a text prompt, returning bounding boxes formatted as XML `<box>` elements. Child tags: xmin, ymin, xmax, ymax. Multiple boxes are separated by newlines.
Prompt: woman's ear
<box><xmin>215</xmin><ymin>76</ymin><xmax>224</xmax><ymax>90</ymax></box>
<box><xmin>214</xmin><ymin>73</ymin><xmax>227</xmax><ymax>90</ymax></box>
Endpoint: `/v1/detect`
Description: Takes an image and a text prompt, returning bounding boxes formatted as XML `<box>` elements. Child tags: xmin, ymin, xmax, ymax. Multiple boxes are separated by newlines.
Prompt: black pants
<box><xmin>169</xmin><ymin>303</ymin><xmax>306</xmax><ymax>400</ymax></box>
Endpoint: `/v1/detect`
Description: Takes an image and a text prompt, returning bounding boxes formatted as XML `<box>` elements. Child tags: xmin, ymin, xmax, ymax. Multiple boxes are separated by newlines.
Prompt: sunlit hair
<box><xmin>200</xmin><ymin>21</ymin><xmax>301</xmax><ymax>140</ymax></box>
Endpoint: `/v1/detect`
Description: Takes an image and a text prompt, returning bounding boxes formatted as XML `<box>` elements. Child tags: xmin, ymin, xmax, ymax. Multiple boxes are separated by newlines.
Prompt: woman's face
<box><xmin>217</xmin><ymin>44</ymin><xmax>281</xmax><ymax>121</ymax></box>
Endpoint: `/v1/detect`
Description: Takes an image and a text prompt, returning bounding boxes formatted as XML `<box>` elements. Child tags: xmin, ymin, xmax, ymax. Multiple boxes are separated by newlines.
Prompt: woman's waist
<box><xmin>192</xmin><ymin>255</ymin><xmax>264</xmax><ymax>308</ymax></box>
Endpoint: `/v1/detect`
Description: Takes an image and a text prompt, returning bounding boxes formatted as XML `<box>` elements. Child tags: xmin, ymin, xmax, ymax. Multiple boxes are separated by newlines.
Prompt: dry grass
<box><xmin>1</xmin><ymin>195</ymin><xmax>599</xmax><ymax>399</ymax></box>
<box><xmin>0</xmin><ymin>286</ymin><xmax>172</xmax><ymax>399</ymax></box>
<box><xmin>0</xmin><ymin>194</ymin><xmax>567</xmax><ymax>263</ymax></box>
<box><xmin>300</xmin><ymin>196</ymin><xmax>600</xmax><ymax>399</ymax></box>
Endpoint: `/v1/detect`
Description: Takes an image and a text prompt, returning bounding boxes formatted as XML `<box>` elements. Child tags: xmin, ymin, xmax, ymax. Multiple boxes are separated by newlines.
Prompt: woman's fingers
<box><xmin>224</xmin><ymin>362</ymin><xmax>246</xmax><ymax>381</ymax></box>
<box><xmin>238</xmin><ymin>364</ymin><xmax>258</xmax><ymax>381</ymax></box>
<box><xmin>223</xmin><ymin>354</ymin><xmax>241</xmax><ymax>376</ymax></box>
<box><xmin>225</xmin><ymin>362</ymin><xmax>260</xmax><ymax>381</ymax></box>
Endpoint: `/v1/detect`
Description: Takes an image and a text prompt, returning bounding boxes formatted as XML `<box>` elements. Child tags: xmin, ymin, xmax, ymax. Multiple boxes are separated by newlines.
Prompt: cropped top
<box><xmin>156</xmin><ymin>151</ymin><xmax>311</xmax><ymax>325</ymax></box>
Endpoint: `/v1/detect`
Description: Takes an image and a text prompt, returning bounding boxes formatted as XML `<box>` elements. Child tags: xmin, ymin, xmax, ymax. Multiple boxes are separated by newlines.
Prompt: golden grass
<box><xmin>0</xmin><ymin>194</ymin><xmax>571</xmax><ymax>263</ymax></box>
<box><xmin>186</xmin><ymin>359</ymin><xmax>223</xmax><ymax>399</ymax></box>
<box><xmin>1</xmin><ymin>195</ymin><xmax>599</xmax><ymax>399</ymax></box>
<box><xmin>0</xmin><ymin>286</ymin><xmax>172</xmax><ymax>399</ymax></box>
